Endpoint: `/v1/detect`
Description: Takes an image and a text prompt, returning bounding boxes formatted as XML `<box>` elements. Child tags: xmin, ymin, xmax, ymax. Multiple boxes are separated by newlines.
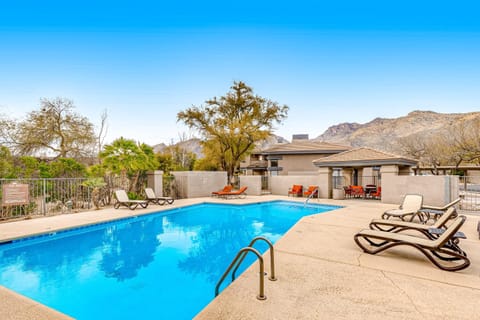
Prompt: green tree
<box><xmin>193</xmin><ymin>156</ymin><xmax>219</xmax><ymax>171</ymax></box>
<box><xmin>38</xmin><ymin>158</ymin><xmax>87</xmax><ymax>178</ymax></box>
<box><xmin>100</xmin><ymin>137</ymin><xmax>158</xmax><ymax>192</ymax></box>
<box><xmin>0</xmin><ymin>146</ymin><xmax>14</xmax><ymax>178</ymax></box>
<box><xmin>177</xmin><ymin>81</ymin><xmax>288</xmax><ymax>183</ymax></box>
<box><xmin>155</xmin><ymin>153</ymin><xmax>175</xmax><ymax>174</ymax></box>
<box><xmin>12</xmin><ymin>156</ymin><xmax>40</xmax><ymax>178</ymax></box>
<box><xmin>12</xmin><ymin>97</ymin><xmax>96</xmax><ymax>159</ymax></box>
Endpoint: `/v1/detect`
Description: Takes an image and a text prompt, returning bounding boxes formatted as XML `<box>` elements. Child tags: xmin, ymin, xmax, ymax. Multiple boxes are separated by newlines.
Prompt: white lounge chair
<box><xmin>381</xmin><ymin>194</ymin><xmax>423</xmax><ymax>222</ymax></box>
<box><xmin>114</xmin><ymin>190</ymin><xmax>149</xmax><ymax>210</ymax></box>
<box><xmin>371</xmin><ymin>207</ymin><xmax>458</xmax><ymax>237</ymax></box>
<box><xmin>145</xmin><ymin>188</ymin><xmax>174</xmax><ymax>205</ymax></box>
<box><xmin>419</xmin><ymin>198</ymin><xmax>461</xmax><ymax>222</ymax></box>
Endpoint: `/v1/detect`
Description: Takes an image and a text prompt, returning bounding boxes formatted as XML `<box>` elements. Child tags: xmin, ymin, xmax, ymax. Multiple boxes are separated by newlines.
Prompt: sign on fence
<box><xmin>2</xmin><ymin>184</ymin><xmax>29</xmax><ymax>206</ymax></box>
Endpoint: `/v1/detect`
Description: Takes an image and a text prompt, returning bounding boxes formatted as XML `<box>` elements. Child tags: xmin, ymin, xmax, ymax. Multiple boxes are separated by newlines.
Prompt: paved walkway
<box><xmin>1</xmin><ymin>196</ymin><xmax>479</xmax><ymax>319</ymax></box>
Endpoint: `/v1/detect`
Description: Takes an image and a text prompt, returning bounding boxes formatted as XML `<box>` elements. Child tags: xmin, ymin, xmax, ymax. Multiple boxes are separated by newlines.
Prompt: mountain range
<box><xmin>315</xmin><ymin>110</ymin><xmax>480</xmax><ymax>152</ymax></box>
<box><xmin>153</xmin><ymin>110</ymin><xmax>480</xmax><ymax>156</ymax></box>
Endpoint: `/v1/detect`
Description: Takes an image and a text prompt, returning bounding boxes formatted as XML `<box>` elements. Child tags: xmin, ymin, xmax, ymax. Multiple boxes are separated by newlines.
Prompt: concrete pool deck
<box><xmin>0</xmin><ymin>196</ymin><xmax>479</xmax><ymax>319</ymax></box>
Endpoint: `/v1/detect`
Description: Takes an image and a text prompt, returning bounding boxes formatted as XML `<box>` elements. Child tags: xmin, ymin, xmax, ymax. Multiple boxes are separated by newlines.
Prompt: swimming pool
<box><xmin>0</xmin><ymin>201</ymin><xmax>340</xmax><ymax>319</ymax></box>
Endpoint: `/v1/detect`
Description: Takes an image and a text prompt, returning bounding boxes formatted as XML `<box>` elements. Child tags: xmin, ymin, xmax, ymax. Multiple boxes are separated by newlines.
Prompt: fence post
<box><xmin>42</xmin><ymin>178</ymin><xmax>47</xmax><ymax>215</ymax></box>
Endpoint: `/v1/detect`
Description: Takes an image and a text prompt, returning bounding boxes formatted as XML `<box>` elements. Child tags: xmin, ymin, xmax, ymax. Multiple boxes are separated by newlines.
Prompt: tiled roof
<box><xmin>258</xmin><ymin>141</ymin><xmax>350</xmax><ymax>155</ymax></box>
<box><xmin>313</xmin><ymin>147</ymin><xmax>418</xmax><ymax>167</ymax></box>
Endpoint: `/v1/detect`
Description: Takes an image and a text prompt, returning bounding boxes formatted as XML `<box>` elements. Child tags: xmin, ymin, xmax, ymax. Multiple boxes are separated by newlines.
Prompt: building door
<box><xmin>353</xmin><ymin>169</ymin><xmax>359</xmax><ymax>185</ymax></box>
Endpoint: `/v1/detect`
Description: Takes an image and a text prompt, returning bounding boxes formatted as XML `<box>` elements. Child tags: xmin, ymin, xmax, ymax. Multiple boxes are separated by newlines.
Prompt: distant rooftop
<box><xmin>313</xmin><ymin>147</ymin><xmax>418</xmax><ymax>167</ymax></box>
<box><xmin>257</xmin><ymin>140</ymin><xmax>351</xmax><ymax>155</ymax></box>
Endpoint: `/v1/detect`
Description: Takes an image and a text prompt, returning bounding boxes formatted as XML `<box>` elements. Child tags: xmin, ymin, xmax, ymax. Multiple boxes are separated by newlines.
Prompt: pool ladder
<box><xmin>215</xmin><ymin>236</ymin><xmax>277</xmax><ymax>300</ymax></box>
<box><xmin>304</xmin><ymin>187</ymin><xmax>319</xmax><ymax>205</ymax></box>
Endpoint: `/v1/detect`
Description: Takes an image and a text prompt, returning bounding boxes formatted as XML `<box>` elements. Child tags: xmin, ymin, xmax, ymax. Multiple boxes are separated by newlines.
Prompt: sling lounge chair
<box><xmin>354</xmin><ymin>215</ymin><xmax>470</xmax><ymax>271</ymax></box>
<box><xmin>211</xmin><ymin>185</ymin><xmax>233</xmax><ymax>197</ymax></box>
<box><xmin>145</xmin><ymin>187</ymin><xmax>174</xmax><ymax>205</ymax></box>
<box><xmin>381</xmin><ymin>194</ymin><xmax>423</xmax><ymax>222</ymax></box>
<box><xmin>114</xmin><ymin>190</ymin><xmax>149</xmax><ymax>210</ymax></box>
<box><xmin>218</xmin><ymin>186</ymin><xmax>248</xmax><ymax>199</ymax></box>
<box><xmin>419</xmin><ymin>198</ymin><xmax>461</xmax><ymax>222</ymax></box>
<box><xmin>370</xmin><ymin>207</ymin><xmax>459</xmax><ymax>239</ymax></box>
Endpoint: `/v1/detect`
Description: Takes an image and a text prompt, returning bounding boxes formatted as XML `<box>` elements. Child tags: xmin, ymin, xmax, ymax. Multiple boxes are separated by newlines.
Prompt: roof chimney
<box><xmin>292</xmin><ymin>134</ymin><xmax>309</xmax><ymax>142</ymax></box>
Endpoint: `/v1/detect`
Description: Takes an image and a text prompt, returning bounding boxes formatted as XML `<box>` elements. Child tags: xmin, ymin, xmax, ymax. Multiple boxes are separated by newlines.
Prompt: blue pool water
<box><xmin>0</xmin><ymin>201</ymin><xmax>340</xmax><ymax>319</ymax></box>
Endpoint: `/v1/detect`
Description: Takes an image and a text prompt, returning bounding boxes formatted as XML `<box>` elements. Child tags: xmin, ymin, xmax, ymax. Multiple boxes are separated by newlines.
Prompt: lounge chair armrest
<box><xmin>428</xmin><ymin>228</ymin><xmax>466</xmax><ymax>239</ymax></box>
<box><xmin>385</xmin><ymin>209</ymin><xmax>416</xmax><ymax>214</ymax></box>
<box><xmin>420</xmin><ymin>208</ymin><xmax>444</xmax><ymax>215</ymax></box>
<box><xmin>422</xmin><ymin>198</ymin><xmax>461</xmax><ymax>211</ymax></box>
<box><xmin>422</xmin><ymin>205</ymin><xmax>444</xmax><ymax>210</ymax></box>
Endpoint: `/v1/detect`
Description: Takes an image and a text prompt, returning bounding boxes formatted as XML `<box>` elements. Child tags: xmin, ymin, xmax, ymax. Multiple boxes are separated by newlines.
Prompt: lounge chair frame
<box><xmin>212</xmin><ymin>185</ymin><xmax>233</xmax><ymax>197</ymax></box>
<box><xmin>381</xmin><ymin>194</ymin><xmax>423</xmax><ymax>222</ymax></box>
<box><xmin>144</xmin><ymin>187</ymin><xmax>174</xmax><ymax>205</ymax></box>
<box><xmin>218</xmin><ymin>186</ymin><xmax>248</xmax><ymax>199</ymax></box>
<box><xmin>371</xmin><ymin>207</ymin><xmax>457</xmax><ymax>235</ymax></box>
<box><xmin>419</xmin><ymin>198</ymin><xmax>461</xmax><ymax>222</ymax></box>
<box><xmin>354</xmin><ymin>215</ymin><xmax>470</xmax><ymax>271</ymax></box>
<box><xmin>114</xmin><ymin>190</ymin><xmax>149</xmax><ymax>210</ymax></box>
<box><xmin>368</xmin><ymin>208</ymin><xmax>466</xmax><ymax>249</ymax></box>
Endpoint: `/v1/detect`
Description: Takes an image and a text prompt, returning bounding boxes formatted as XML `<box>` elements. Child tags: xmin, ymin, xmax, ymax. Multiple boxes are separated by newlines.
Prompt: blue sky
<box><xmin>1</xmin><ymin>1</ymin><xmax>479</xmax><ymax>145</ymax></box>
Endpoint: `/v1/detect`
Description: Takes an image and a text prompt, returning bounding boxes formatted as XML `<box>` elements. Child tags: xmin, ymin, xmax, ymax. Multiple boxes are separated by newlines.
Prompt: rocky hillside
<box><xmin>152</xmin><ymin>135</ymin><xmax>288</xmax><ymax>158</ymax></box>
<box><xmin>314</xmin><ymin>110</ymin><xmax>480</xmax><ymax>152</ymax></box>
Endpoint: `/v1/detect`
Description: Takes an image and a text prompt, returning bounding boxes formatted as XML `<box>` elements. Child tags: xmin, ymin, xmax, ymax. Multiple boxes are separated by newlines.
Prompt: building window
<box><xmin>270</xmin><ymin>160</ymin><xmax>279</xmax><ymax>176</ymax></box>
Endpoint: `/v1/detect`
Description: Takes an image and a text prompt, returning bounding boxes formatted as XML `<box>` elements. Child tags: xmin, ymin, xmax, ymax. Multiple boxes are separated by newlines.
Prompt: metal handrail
<box><xmin>231</xmin><ymin>236</ymin><xmax>277</xmax><ymax>282</ymax></box>
<box><xmin>304</xmin><ymin>187</ymin><xmax>319</xmax><ymax>205</ymax></box>
<box><xmin>215</xmin><ymin>247</ymin><xmax>267</xmax><ymax>300</ymax></box>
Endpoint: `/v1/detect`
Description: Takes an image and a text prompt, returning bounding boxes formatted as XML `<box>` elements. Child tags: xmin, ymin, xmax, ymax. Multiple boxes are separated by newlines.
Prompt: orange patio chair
<box><xmin>343</xmin><ymin>186</ymin><xmax>353</xmax><ymax>198</ymax></box>
<box><xmin>351</xmin><ymin>186</ymin><xmax>365</xmax><ymax>198</ymax></box>
<box><xmin>370</xmin><ymin>186</ymin><xmax>381</xmax><ymax>199</ymax></box>
<box><xmin>303</xmin><ymin>185</ymin><xmax>319</xmax><ymax>198</ymax></box>
<box><xmin>288</xmin><ymin>185</ymin><xmax>303</xmax><ymax>197</ymax></box>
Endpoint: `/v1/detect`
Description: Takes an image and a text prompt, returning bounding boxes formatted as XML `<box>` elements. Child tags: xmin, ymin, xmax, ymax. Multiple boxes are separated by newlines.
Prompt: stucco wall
<box><xmin>269</xmin><ymin>175</ymin><xmax>321</xmax><ymax>197</ymax></box>
<box><xmin>171</xmin><ymin>171</ymin><xmax>228</xmax><ymax>198</ymax></box>
<box><xmin>278</xmin><ymin>154</ymin><xmax>327</xmax><ymax>175</ymax></box>
<box><xmin>147</xmin><ymin>170</ymin><xmax>164</xmax><ymax>196</ymax></box>
<box><xmin>382</xmin><ymin>175</ymin><xmax>459</xmax><ymax>206</ymax></box>
<box><xmin>239</xmin><ymin>176</ymin><xmax>262</xmax><ymax>196</ymax></box>
<box><xmin>170</xmin><ymin>169</ymin><xmax>459</xmax><ymax>207</ymax></box>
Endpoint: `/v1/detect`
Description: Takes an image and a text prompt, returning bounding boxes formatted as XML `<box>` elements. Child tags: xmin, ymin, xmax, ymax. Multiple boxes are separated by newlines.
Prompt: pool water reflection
<box><xmin>0</xmin><ymin>201</ymin><xmax>340</xmax><ymax>319</ymax></box>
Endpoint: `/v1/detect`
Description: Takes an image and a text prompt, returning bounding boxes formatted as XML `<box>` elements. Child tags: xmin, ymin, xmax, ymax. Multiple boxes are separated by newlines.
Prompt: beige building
<box><xmin>313</xmin><ymin>147</ymin><xmax>418</xmax><ymax>191</ymax></box>
<box><xmin>242</xmin><ymin>135</ymin><xmax>350</xmax><ymax>176</ymax></box>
